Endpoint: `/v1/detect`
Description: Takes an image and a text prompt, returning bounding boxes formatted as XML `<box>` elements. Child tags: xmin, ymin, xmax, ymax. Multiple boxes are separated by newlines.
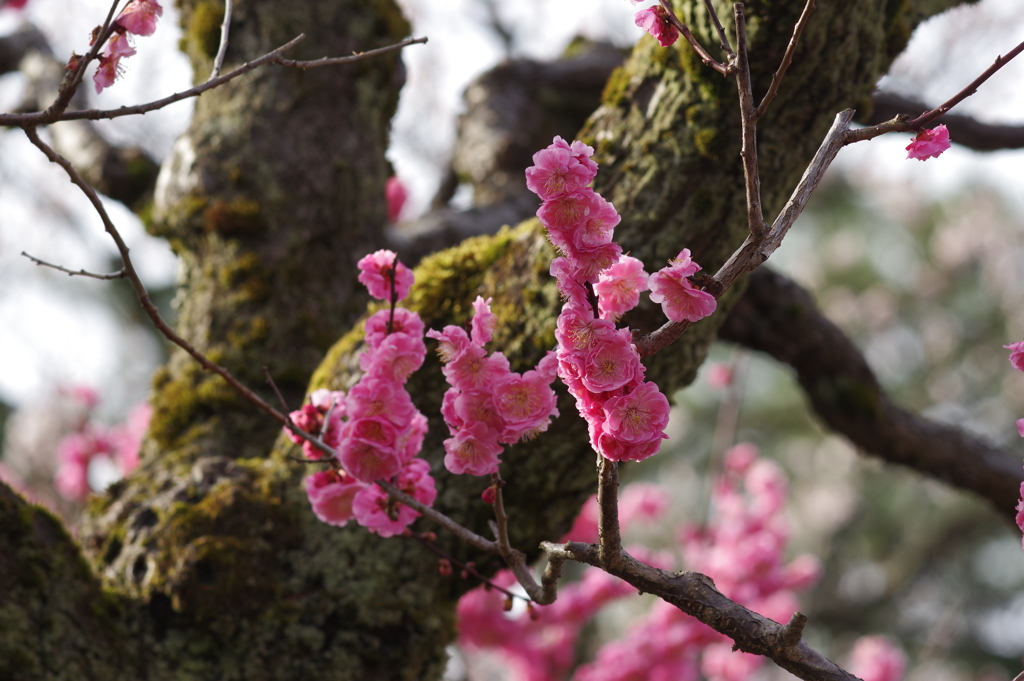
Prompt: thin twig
<box><xmin>732</xmin><ymin>4</ymin><xmax>768</xmax><ymax>237</ymax></box>
<box><xmin>378</xmin><ymin>480</ymin><xmax>500</xmax><ymax>555</ymax></box>
<box><xmin>23</xmin><ymin>126</ymin><xmax>293</xmax><ymax>431</ymax></box>
<box><xmin>540</xmin><ymin>541</ymin><xmax>857</xmax><ymax>681</ymax></box>
<box><xmin>408</xmin><ymin>531</ymin><xmax>528</xmax><ymax>603</ymax></box>
<box><xmin>754</xmin><ymin>0</ymin><xmax>816</xmax><ymax>119</ymax></box>
<box><xmin>845</xmin><ymin>37</ymin><xmax>1024</xmax><ymax>143</ymax></box>
<box><xmin>263</xmin><ymin>366</ymin><xmax>292</xmax><ymax>413</ymax></box>
<box><xmin>0</xmin><ymin>36</ymin><xmax>428</xmax><ymax>127</ymax></box>
<box><xmin>657</xmin><ymin>0</ymin><xmax>731</xmax><ymax>76</ymax></box>
<box><xmin>270</xmin><ymin>36</ymin><xmax>428</xmax><ymax>69</ymax></box>
<box><xmin>21</xmin><ymin>251</ymin><xmax>125</xmax><ymax>280</ymax></box>
<box><xmin>635</xmin><ymin>109</ymin><xmax>856</xmax><ymax>358</ymax></box>
<box><xmin>45</xmin><ymin>0</ymin><xmax>121</xmax><ymax>119</ymax></box>
<box><xmin>208</xmin><ymin>0</ymin><xmax>234</xmax><ymax>80</ymax></box>
<box><xmin>487</xmin><ymin>473</ymin><xmax>558</xmax><ymax>604</ymax></box>
<box><xmin>702</xmin><ymin>0</ymin><xmax>735</xmax><ymax>58</ymax></box>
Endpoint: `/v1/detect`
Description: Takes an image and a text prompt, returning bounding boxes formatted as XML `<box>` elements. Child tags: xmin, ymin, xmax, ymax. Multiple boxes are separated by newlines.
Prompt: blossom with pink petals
<box><xmin>352</xmin><ymin>459</ymin><xmax>436</xmax><ymax>537</ymax></box>
<box><xmin>905</xmin><ymin>124</ymin><xmax>950</xmax><ymax>161</ymax></box>
<box><xmin>603</xmin><ymin>381</ymin><xmax>670</xmax><ymax>445</ymax></box>
<box><xmin>635</xmin><ymin>5</ymin><xmax>679</xmax><ymax>47</ymax></box>
<box><xmin>594</xmin><ymin>255</ymin><xmax>649</xmax><ymax>320</ymax></box>
<box><xmin>525</xmin><ymin>139</ymin><xmax>596</xmax><ymax>200</ymax></box>
<box><xmin>305</xmin><ymin>469</ymin><xmax>364</xmax><ymax>527</ymax></box>
<box><xmin>847</xmin><ymin>636</ymin><xmax>907</xmax><ymax>681</ymax></box>
<box><xmin>1006</xmin><ymin>340</ymin><xmax>1024</xmax><ymax>372</ymax></box>
<box><xmin>471</xmin><ymin>296</ymin><xmax>498</xmax><ymax>346</ymax></box>
<box><xmin>357</xmin><ymin>249</ymin><xmax>415</xmax><ymax>301</ymax></box>
<box><xmin>385</xmin><ymin>176</ymin><xmax>408</xmax><ymax>222</ymax></box>
<box><xmin>115</xmin><ymin>0</ymin><xmax>163</xmax><ymax>36</ymax></box>
<box><xmin>444</xmin><ymin>421</ymin><xmax>505</xmax><ymax>476</ymax></box>
<box><xmin>649</xmin><ymin>249</ymin><xmax>717</xmax><ymax>322</ymax></box>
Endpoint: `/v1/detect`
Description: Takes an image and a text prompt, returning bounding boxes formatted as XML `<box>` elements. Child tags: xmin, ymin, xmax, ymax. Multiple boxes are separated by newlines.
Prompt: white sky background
<box><xmin>0</xmin><ymin>0</ymin><xmax>1022</xmax><ymax>419</ymax></box>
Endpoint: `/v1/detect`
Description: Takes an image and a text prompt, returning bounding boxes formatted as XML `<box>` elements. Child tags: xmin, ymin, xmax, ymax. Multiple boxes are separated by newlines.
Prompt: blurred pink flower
<box><xmin>385</xmin><ymin>176</ymin><xmax>408</xmax><ymax>222</ymax></box>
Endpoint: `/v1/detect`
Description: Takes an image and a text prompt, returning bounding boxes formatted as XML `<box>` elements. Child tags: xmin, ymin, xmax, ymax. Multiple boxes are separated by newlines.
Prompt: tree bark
<box><xmin>0</xmin><ymin>0</ymin><xmax>978</xmax><ymax>679</ymax></box>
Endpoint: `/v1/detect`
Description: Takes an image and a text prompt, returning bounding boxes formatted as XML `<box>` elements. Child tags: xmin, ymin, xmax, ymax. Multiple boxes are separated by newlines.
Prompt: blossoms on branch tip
<box><xmin>905</xmin><ymin>124</ymin><xmax>950</xmax><ymax>161</ymax></box>
<box><xmin>115</xmin><ymin>0</ymin><xmax>163</xmax><ymax>37</ymax></box>
<box><xmin>634</xmin><ymin>6</ymin><xmax>680</xmax><ymax>48</ymax></box>
<box><xmin>649</xmin><ymin>249</ymin><xmax>717</xmax><ymax>323</ymax></box>
<box><xmin>357</xmin><ymin>249</ymin><xmax>415</xmax><ymax>301</ymax></box>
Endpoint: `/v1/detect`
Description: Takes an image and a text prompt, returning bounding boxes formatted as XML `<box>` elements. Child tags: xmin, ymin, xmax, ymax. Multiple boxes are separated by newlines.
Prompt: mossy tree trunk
<box><xmin>0</xmin><ymin>0</ymin><xmax>972</xmax><ymax>679</ymax></box>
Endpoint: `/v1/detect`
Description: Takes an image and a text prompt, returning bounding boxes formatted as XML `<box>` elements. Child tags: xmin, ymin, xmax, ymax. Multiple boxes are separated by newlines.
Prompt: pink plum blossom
<box><xmin>594</xmin><ymin>255</ymin><xmax>649</xmax><ymax>320</ymax></box>
<box><xmin>360</xmin><ymin>331</ymin><xmax>426</xmax><ymax>382</ymax></box>
<box><xmin>339</xmin><ymin>429</ymin><xmax>400</xmax><ymax>482</ymax></box>
<box><xmin>385</xmin><ymin>176</ymin><xmax>408</xmax><ymax>222</ymax></box>
<box><xmin>305</xmin><ymin>469</ymin><xmax>364</xmax><ymax>527</ymax></box>
<box><xmin>847</xmin><ymin>636</ymin><xmax>907</xmax><ymax>681</ymax></box>
<box><xmin>115</xmin><ymin>0</ymin><xmax>163</xmax><ymax>36</ymax></box>
<box><xmin>364</xmin><ymin>308</ymin><xmax>424</xmax><ymax>348</ymax></box>
<box><xmin>579</xmin><ymin>331</ymin><xmax>642</xmax><ymax>393</ymax></box>
<box><xmin>525</xmin><ymin>138</ymin><xmax>596</xmax><ymax>200</ymax></box>
<box><xmin>471</xmin><ymin>296</ymin><xmax>497</xmax><ymax>346</ymax></box>
<box><xmin>602</xmin><ymin>381</ymin><xmax>671</xmax><ymax>445</ymax></box>
<box><xmin>649</xmin><ymin>249</ymin><xmax>717</xmax><ymax>322</ymax></box>
<box><xmin>905</xmin><ymin>124</ymin><xmax>950</xmax><ymax>161</ymax></box>
<box><xmin>443</xmin><ymin>421</ymin><xmax>505</xmax><ymax>476</ymax></box>
<box><xmin>705</xmin><ymin>362</ymin><xmax>734</xmax><ymax>390</ymax></box>
<box><xmin>357</xmin><ymin>249</ymin><xmax>415</xmax><ymax>301</ymax></box>
<box><xmin>634</xmin><ymin>5</ymin><xmax>679</xmax><ymax>47</ymax></box>
<box><xmin>352</xmin><ymin>459</ymin><xmax>436</xmax><ymax>537</ymax></box>
<box><xmin>1006</xmin><ymin>340</ymin><xmax>1024</xmax><ymax>372</ymax></box>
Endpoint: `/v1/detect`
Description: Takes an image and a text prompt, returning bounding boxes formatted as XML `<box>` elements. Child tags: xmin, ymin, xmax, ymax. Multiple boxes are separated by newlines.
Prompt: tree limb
<box><xmin>867</xmin><ymin>91</ymin><xmax>1024</xmax><ymax>151</ymax></box>
<box><xmin>718</xmin><ymin>267</ymin><xmax>1024</xmax><ymax>522</ymax></box>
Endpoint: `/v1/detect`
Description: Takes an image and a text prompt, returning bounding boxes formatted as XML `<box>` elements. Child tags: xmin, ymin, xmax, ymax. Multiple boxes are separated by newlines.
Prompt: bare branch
<box><xmin>0</xmin><ymin>36</ymin><xmax>428</xmax><ymax>127</ymax></box>
<box><xmin>718</xmin><ymin>267</ymin><xmax>1024</xmax><ymax>523</ymax></box>
<box><xmin>657</xmin><ymin>0</ymin><xmax>732</xmax><ymax>76</ymax></box>
<box><xmin>596</xmin><ymin>456</ymin><xmax>623</xmax><ymax>567</ymax></box>
<box><xmin>868</xmin><ymin>92</ymin><xmax>1024</xmax><ymax>151</ymax></box>
<box><xmin>636</xmin><ymin>109</ymin><xmax>855</xmax><ymax>358</ymax></box>
<box><xmin>702</xmin><ymin>0</ymin><xmax>735</xmax><ymax>58</ymax></box>
<box><xmin>21</xmin><ymin>251</ymin><xmax>125</xmax><ymax>280</ymax></box>
<box><xmin>541</xmin><ymin>542</ymin><xmax>859</xmax><ymax>681</ymax></box>
<box><xmin>407</xmin><ymin>531</ymin><xmax>527</xmax><ymax>602</ymax></box>
<box><xmin>269</xmin><ymin>36</ymin><xmax>428</xmax><ymax>69</ymax></box>
<box><xmin>732</xmin><ymin>4</ymin><xmax>768</xmax><ymax>237</ymax></box>
<box><xmin>378</xmin><ymin>481</ymin><xmax>500</xmax><ymax>555</ymax></box>
<box><xmin>845</xmin><ymin>37</ymin><xmax>1024</xmax><ymax>144</ymax></box>
<box><xmin>754</xmin><ymin>0</ymin><xmax>816</xmax><ymax>119</ymax></box>
<box><xmin>208</xmin><ymin>0</ymin><xmax>234</xmax><ymax>81</ymax></box>
<box><xmin>22</xmin><ymin>126</ymin><xmax>291</xmax><ymax>431</ymax></box>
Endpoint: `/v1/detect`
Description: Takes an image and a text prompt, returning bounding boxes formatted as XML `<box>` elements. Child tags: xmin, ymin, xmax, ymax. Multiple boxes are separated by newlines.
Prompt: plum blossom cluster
<box><xmin>526</xmin><ymin>136</ymin><xmax>715</xmax><ymax>463</ymax></box>
<box><xmin>92</xmin><ymin>0</ymin><xmax>164</xmax><ymax>94</ymax></box>
<box><xmin>54</xmin><ymin>389</ymin><xmax>150</xmax><ymax>502</ymax></box>
<box><xmin>456</xmin><ymin>482</ymin><xmax>672</xmax><ymax>681</ymax></box>
<box><xmin>905</xmin><ymin>124</ymin><xmax>951</xmax><ymax>161</ymax></box>
<box><xmin>428</xmin><ymin>297</ymin><xmax>560</xmax><ymax>476</ymax></box>
<box><xmin>1004</xmin><ymin>340</ymin><xmax>1024</xmax><ymax>547</ymax></box>
<box><xmin>456</xmin><ymin>447</ymin><xmax>823</xmax><ymax>681</ymax></box>
<box><xmin>289</xmin><ymin>251</ymin><xmax>436</xmax><ymax>537</ymax></box>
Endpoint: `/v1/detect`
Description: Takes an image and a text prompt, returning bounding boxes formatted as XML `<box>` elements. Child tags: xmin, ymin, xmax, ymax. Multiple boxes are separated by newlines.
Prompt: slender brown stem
<box><xmin>733</xmin><ymin>4</ymin><xmax>768</xmax><ymax>237</ymax></box>
<box><xmin>845</xmin><ymin>37</ymin><xmax>1024</xmax><ymax>144</ymax></box>
<box><xmin>408</xmin><ymin>531</ymin><xmax>528</xmax><ymax>602</ymax></box>
<box><xmin>378</xmin><ymin>481</ymin><xmax>500</xmax><ymax>554</ymax></box>
<box><xmin>635</xmin><ymin>109</ymin><xmax>856</xmax><ymax>358</ymax></box>
<box><xmin>208</xmin><ymin>0</ymin><xmax>234</xmax><ymax>80</ymax></box>
<box><xmin>657</xmin><ymin>0</ymin><xmax>732</xmax><ymax>76</ymax></box>
<box><xmin>0</xmin><ymin>36</ymin><xmax>428</xmax><ymax>127</ymax></box>
<box><xmin>702</xmin><ymin>0</ymin><xmax>735</xmax><ymax>57</ymax></box>
<box><xmin>21</xmin><ymin>251</ymin><xmax>125</xmax><ymax>280</ymax></box>
<box><xmin>44</xmin><ymin>0</ymin><xmax>121</xmax><ymax>119</ymax></box>
<box><xmin>263</xmin><ymin>366</ymin><xmax>292</xmax><ymax>414</ymax></box>
<box><xmin>754</xmin><ymin>0</ymin><xmax>816</xmax><ymax>119</ymax></box>
<box><xmin>596</xmin><ymin>456</ymin><xmax>622</xmax><ymax>567</ymax></box>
